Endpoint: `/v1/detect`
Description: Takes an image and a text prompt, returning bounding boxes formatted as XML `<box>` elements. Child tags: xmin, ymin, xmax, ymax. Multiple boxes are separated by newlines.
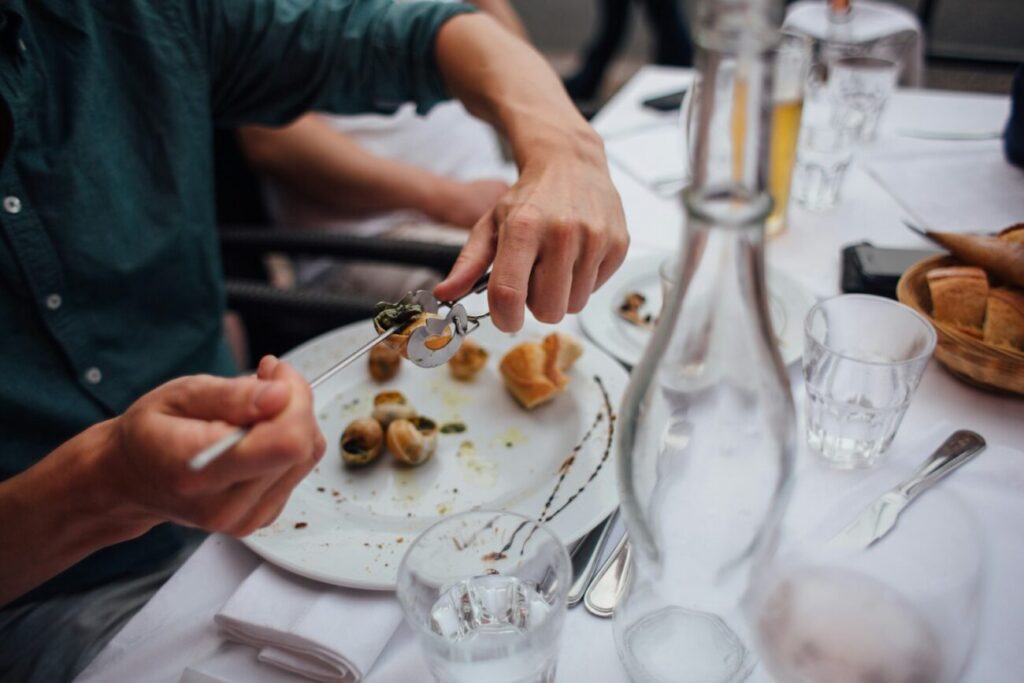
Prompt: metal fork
<box><xmin>188</xmin><ymin>273</ymin><xmax>491</xmax><ymax>471</ymax></box>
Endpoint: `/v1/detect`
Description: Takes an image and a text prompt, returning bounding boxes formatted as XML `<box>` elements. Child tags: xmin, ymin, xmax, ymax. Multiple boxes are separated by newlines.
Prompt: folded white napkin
<box><xmin>784</xmin><ymin>0</ymin><xmax>923</xmax><ymax>85</ymax></box>
<box><xmin>215</xmin><ymin>564</ymin><xmax>403</xmax><ymax>683</ymax></box>
<box><xmin>864</xmin><ymin>147</ymin><xmax>1024</xmax><ymax>234</ymax></box>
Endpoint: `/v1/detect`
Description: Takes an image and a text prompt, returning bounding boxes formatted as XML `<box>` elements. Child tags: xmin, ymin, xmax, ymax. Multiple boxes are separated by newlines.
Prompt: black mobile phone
<box><xmin>641</xmin><ymin>88</ymin><xmax>689</xmax><ymax>112</ymax></box>
<box><xmin>841</xmin><ymin>242</ymin><xmax>942</xmax><ymax>299</ymax></box>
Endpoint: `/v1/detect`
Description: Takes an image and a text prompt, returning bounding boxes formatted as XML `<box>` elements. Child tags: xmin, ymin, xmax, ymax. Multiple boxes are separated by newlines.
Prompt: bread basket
<box><xmin>897</xmin><ymin>255</ymin><xmax>1024</xmax><ymax>395</ymax></box>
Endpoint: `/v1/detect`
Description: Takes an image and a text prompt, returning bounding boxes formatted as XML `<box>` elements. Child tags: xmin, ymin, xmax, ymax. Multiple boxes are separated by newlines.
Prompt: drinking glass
<box><xmin>766</xmin><ymin>33</ymin><xmax>811</xmax><ymax>236</ymax></box>
<box><xmin>791</xmin><ymin>122</ymin><xmax>856</xmax><ymax>211</ymax></box>
<box><xmin>829</xmin><ymin>56</ymin><xmax>899</xmax><ymax>142</ymax></box>
<box><xmin>802</xmin><ymin>295</ymin><xmax>936</xmax><ymax>469</ymax></box>
<box><xmin>682</xmin><ymin>33</ymin><xmax>810</xmax><ymax>237</ymax></box>
<box><xmin>396</xmin><ymin>510</ymin><xmax>571</xmax><ymax>683</ymax></box>
<box><xmin>748</xmin><ymin>488</ymin><xmax>983</xmax><ymax>683</ymax></box>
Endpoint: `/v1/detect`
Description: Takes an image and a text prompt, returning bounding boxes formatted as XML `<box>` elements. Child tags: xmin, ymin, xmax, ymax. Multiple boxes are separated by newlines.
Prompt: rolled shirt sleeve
<box><xmin>180</xmin><ymin>0</ymin><xmax>477</xmax><ymax>125</ymax></box>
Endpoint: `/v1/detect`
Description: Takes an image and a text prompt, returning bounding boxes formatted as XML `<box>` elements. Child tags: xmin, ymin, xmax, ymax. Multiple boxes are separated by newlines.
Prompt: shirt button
<box><xmin>84</xmin><ymin>367</ymin><xmax>103</xmax><ymax>385</ymax></box>
<box><xmin>45</xmin><ymin>293</ymin><xmax>62</xmax><ymax>310</ymax></box>
<box><xmin>4</xmin><ymin>196</ymin><xmax>21</xmax><ymax>214</ymax></box>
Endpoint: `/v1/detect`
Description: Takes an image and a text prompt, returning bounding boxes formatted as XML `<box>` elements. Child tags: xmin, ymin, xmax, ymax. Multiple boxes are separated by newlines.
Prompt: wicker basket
<box><xmin>897</xmin><ymin>255</ymin><xmax>1024</xmax><ymax>395</ymax></box>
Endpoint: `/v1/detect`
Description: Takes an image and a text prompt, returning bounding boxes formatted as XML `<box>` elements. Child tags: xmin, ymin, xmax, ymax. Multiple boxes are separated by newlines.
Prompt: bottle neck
<box><xmin>687</xmin><ymin>2</ymin><xmax>777</xmax><ymax>228</ymax></box>
<box><xmin>828</xmin><ymin>0</ymin><xmax>852</xmax><ymax>22</ymax></box>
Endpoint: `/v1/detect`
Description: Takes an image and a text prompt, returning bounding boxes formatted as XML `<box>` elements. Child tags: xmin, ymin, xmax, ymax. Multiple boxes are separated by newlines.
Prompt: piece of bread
<box><xmin>998</xmin><ymin>223</ymin><xmax>1024</xmax><ymax>245</ymax></box>
<box><xmin>500</xmin><ymin>333</ymin><xmax>584</xmax><ymax>409</ymax></box>
<box><xmin>926</xmin><ymin>266</ymin><xmax>989</xmax><ymax>337</ymax></box>
<box><xmin>542</xmin><ymin>333</ymin><xmax>584</xmax><ymax>389</ymax></box>
<box><xmin>983</xmin><ymin>287</ymin><xmax>1024</xmax><ymax>351</ymax></box>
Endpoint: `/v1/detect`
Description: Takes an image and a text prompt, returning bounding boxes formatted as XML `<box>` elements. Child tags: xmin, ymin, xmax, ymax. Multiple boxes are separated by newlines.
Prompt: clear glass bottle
<box><xmin>612</xmin><ymin>1</ymin><xmax>796</xmax><ymax>681</ymax></box>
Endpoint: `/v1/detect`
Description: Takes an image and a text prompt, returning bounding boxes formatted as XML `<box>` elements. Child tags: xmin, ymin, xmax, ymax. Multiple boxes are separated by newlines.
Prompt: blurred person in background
<box><xmin>238</xmin><ymin>0</ymin><xmax>529</xmax><ymax>302</ymax></box>
<box><xmin>564</xmin><ymin>0</ymin><xmax>693</xmax><ymax>101</ymax></box>
<box><xmin>0</xmin><ymin>1</ymin><xmax>627</xmax><ymax>680</ymax></box>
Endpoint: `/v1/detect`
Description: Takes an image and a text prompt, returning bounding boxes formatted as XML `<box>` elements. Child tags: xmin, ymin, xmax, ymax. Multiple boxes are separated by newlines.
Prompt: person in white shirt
<box><xmin>239</xmin><ymin>0</ymin><xmax>527</xmax><ymax>300</ymax></box>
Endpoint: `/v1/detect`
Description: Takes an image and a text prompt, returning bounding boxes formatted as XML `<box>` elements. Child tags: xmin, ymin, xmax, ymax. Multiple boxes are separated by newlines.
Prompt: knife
<box><xmin>828</xmin><ymin>430</ymin><xmax>986</xmax><ymax>552</ymax></box>
<box><xmin>567</xmin><ymin>510</ymin><xmax>619</xmax><ymax>608</ymax></box>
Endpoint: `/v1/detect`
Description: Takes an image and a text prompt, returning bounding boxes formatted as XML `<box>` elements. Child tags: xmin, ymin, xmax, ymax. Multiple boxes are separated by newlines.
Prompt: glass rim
<box><xmin>658</xmin><ymin>256</ymin><xmax>678</xmax><ymax>285</ymax></box>
<box><xmin>831</xmin><ymin>55</ymin><xmax>899</xmax><ymax>71</ymax></box>
<box><xmin>396</xmin><ymin>509</ymin><xmax>571</xmax><ymax>640</ymax></box>
<box><xmin>803</xmin><ymin>294</ymin><xmax>937</xmax><ymax>367</ymax></box>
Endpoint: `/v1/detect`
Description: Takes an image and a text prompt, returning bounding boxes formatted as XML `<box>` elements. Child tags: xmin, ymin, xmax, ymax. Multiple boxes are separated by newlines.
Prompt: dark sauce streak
<box><xmin>515</xmin><ymin>376</ymin><xmax>615</xmax><ymax>556</ymax></box>
<box><xmin>540</xmin><ymin>375</ymin><xmax>616</xmax><ymax>525</ymax></box>
<box><xmin>449</xmin><ymin>376</ymin><xmax>616</xmax><ymax>562</ymax></box>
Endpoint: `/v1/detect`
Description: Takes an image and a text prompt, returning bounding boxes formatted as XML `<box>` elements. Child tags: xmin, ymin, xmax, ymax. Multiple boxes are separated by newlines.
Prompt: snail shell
<box><xmin>386</xmin><ymin>416</ymin><xmax>438</xmax><ymax>466</ymax></box>
<box><xmin>371</xmin><ymin>390</ymin><xmax>417</xmax><ymax>427</ymax></box>
<box><xmin>448</xmin><ymin>338</ymin><xmax>489</xmax><ymax>381</ymax></box>
<box><xmin>375</xmin><ymin>313</ymin><xmax>453</xmax><ymax>359</ymax></box>
<box><xmin>368</xmin><ymin>344</ymin><xmax>401</xmax><ymax>382</ymax></box>
<box><xmin>340</xmin><ymin>417</ymin><xmax>384</xmax><ymax>466</ymax></box>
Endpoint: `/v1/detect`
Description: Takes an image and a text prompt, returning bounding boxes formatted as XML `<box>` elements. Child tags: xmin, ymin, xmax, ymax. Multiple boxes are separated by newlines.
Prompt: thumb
<box><xmin>434</xmin><ymin>211</ymin><xmax>497</xmax><ymax>301</ymax></box>
<box><xmin>162</xmin><ymin>374</ymin><xmax>292</xmax><ymax>426</ymax></box>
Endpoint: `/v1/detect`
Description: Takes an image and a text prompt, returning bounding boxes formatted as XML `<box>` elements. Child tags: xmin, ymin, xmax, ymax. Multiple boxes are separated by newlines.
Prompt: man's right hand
<box><xmin>101</xmin><ymin>355</ymin><xmax>325</xmax><ymax>538</ymax></box>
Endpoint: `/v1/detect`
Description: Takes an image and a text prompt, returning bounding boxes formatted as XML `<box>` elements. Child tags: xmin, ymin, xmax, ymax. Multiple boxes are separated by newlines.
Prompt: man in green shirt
<box><xmin>0</xmin><ymin>0</ymin><xmax>628</xmax><ymax>679</ymax></box>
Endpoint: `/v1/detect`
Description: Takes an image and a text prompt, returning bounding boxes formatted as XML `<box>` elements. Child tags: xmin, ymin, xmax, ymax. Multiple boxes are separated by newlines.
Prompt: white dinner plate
<box><xmin>243</xmin><ymin>319</ymin><xmax>627</xmax><ymax>590</ymax></box>
<box><xmin>579</xmin><ymin>255</ymin><xmax>817</xmax><ymax>367</ymax></box>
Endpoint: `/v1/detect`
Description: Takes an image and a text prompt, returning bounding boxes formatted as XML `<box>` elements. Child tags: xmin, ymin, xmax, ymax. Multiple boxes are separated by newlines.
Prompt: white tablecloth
<box><xmin>77</xmin><ymin>67</ymin><xmax>1023</xmax><ymax>683</ymax></box>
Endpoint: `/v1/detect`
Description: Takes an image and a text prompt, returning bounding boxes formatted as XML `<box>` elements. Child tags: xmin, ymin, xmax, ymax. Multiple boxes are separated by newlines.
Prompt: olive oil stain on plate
<box><xmin>455</xmin><ymin>439</ymin><xmax>499</xmax><ymax>487</ymax></box>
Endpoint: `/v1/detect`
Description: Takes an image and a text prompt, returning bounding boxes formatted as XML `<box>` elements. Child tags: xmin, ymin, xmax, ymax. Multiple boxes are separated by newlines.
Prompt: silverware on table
<box><xmin>188</xmin><ymin>274</ymin><xmax>491</xmax><ymax>471</ymax></box>
<box><xmin>828</xmin><ymin>430</ymin><xmax>986</xmax><ymax>552</ymax></box>
<box><xmin>895</xmin><ymin>128</ymin><xmax>1003</xmax><ymax>141</ymax></box>
<box><xmin>584</xmin><ymin>533</ymin><xmax>631</xmax><ymax>618</ymax></box>
<box><xmin>568</xmin><ymin>510</ymin><xmax>619</xmax><ymax>607</ymax></box>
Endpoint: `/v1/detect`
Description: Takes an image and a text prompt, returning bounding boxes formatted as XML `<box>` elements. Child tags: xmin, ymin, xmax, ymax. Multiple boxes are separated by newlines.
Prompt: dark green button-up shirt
<box><xmin>1</xmin><ymin>0</ymin><xmax>473</xmax><ymax>602</ymax></box>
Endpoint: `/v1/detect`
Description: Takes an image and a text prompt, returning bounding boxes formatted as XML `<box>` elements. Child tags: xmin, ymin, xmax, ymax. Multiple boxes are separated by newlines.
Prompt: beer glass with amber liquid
<box><xmin>729</xmin><ymin>33</ymin><xmax>810</xmax><ymax>237</ymax></box>
<box><xmin>769</xmin><ymin>34</ymin><xmax>810</xmax><ymax>235</ymax></box>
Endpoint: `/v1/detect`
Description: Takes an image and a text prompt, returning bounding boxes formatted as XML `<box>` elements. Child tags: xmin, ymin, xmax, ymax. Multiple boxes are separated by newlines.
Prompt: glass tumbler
<box><xmin>765</xmin><ymin>32</ymin><xmax>811</xmax><ymax>237</ymax></box>
<box><xmin>791</xmin><ymin>122</ymin><xmax>856</xmax><ymax>211</ymax></box>
<box><xmin>396</xmin><ymin>510</ymin><xmax>571</xmax><ymax>683</ymax></box>
<box><xmin>749</xmin><ymin>487</ymin><xmax>983</xmax><ymax>683</ymax></box>
<box><xmin>802</xmin><ymin>294</ymin><xmax>936</xmax><ymax>469</ymax></box>
<box><xmin>828</xmin><ymin>56</ymin><xmax>899</xmax><ymax>142</ymax></box>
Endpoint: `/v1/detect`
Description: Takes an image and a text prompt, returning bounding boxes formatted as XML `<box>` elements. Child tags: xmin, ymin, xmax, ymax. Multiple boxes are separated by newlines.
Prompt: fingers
<box><xmin>257</xmin><ymin>354</ymin><xmax>281</xmax><ymax>380</ymax></box>
<box><xmin>527</xmin><ymin>222</ymin><xmax>576</xmax><ymax>323</ymax></box>
<box><xmin>434</xmin><ymin>211</ymin><xmax>498</xmax><ymax>302</ymax></box>
<box><xmin>594</xmin><ymin>230</ymin><xmax>629</xmax><ymax>292</ymax></box>
<box><xmin>161</xmin><ymin>374</ymin><xmax>291</xmax><ymax>426</ymax></box>
<box><xmin>567</xmin><ymin>250</ymin><xmax>601</xmax><ymax>314</ymax></box>
<box><xmin>488</xmin><ymin>208</ymin><xmax>543</xmax><ymax>331</ymax></box>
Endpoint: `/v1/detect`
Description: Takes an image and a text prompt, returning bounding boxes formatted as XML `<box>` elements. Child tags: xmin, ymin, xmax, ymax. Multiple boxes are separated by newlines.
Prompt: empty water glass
<box><xmin>749</xmin><ymin>488</ymin><xmax>983</xmax><ymax>683</ymax></box>
<box><xmin>829</xmin><ymin>56</ymin><xmax>899</xmax><ymax>142</ymax></box>
<box><xmin>802</xmin><ymin>295</ymin><xmax>936</xmax><ymax>469</ymax></box>
<box><xmin>792</xmin><ymin>123</ymin><xmax>856</xmax><ymax>211</ymax></box>
<box><xmin>396</xmin><ymin>510</ymin><xmax>571</xmax><ymax>683</ymax></box>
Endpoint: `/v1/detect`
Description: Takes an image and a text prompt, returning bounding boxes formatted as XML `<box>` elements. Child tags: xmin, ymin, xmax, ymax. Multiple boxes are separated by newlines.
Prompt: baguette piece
<box><xmin>917</xmin><ymin>229</ymin><xmax>1024</xmax><ymax>288</ymax></box>
<box><xmin>983</xmin><ymin>287</ymin><xmax>1024</xmax><ymax>351</ymax></box>
<box><xmin>926</xmin><ymin>266</ymin><xmax>989</xmax><ymax>337</ymax></box>
<box><xmin>998</xmin><ymin>223</ymin><xmax>1024</xmax><ymax>245</ymax></box>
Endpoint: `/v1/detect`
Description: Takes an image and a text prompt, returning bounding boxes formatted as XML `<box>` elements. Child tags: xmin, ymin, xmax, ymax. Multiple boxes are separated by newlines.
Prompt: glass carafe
<box><xmin>613</xmin><ymin>1</ymin><xmax>796</xmax><ymax>682</ymax></box>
